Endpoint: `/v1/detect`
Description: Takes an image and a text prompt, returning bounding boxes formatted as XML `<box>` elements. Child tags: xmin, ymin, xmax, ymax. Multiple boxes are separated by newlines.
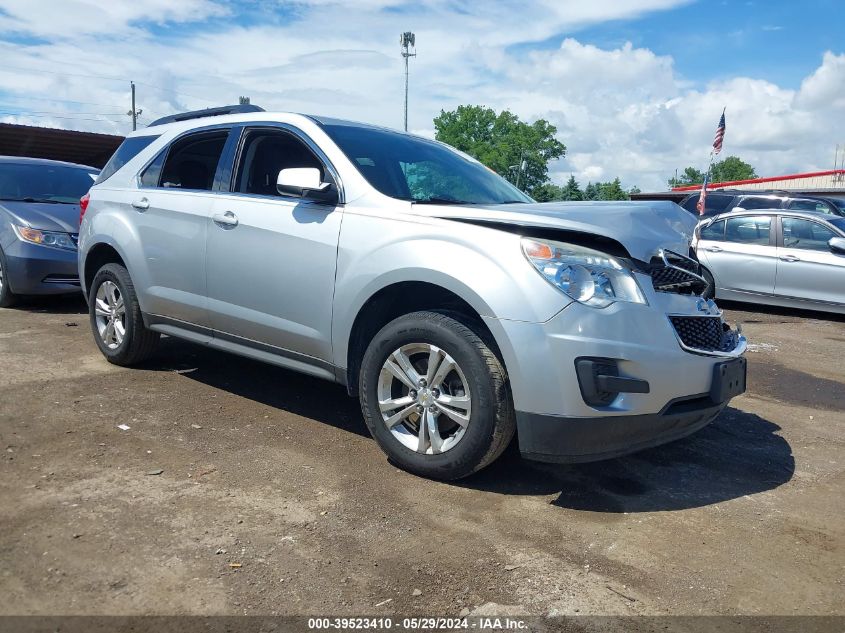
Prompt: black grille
<box><xmin>669</xmin><ymin>316</ymin><xmax>737</xmax><ymax>352</ymax></box>
<box><xmin>648</xmin><ymin>250</ymin><xmax>707</xmax><ymax>295</ymax></box>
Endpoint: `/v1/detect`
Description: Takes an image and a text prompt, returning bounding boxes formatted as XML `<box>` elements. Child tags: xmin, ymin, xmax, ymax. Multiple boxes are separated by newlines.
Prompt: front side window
<box><xmin>725</xmin><ymin>216</ymin><xmax>771</xmax><ymax>245</ymax></box>
<box><xmin>787</xmin><ymin>199</ymin><xmax>835</xmax><ymax>215</ymax></box>
<box><xmin>234</xmin><ymin>128</ymin><xmax>328</xmax><ymax>197</ymax></box>
<box><xmin>97</xmin><ymin>135</ymin><xmax>159</xmax><ymax>184</ymax></box>
<box><xmin>782</xmin><ymin>218</ymin><xmax>836</xmax><ymax>252</ymax></box>
<box><xmin>700</xmin><ymin>219</ymin><xmax>725</xmax><ymax>241</ymax></box>
<box><xmin>0</xmin><ymin>162</ymin><xmax>98</xmax><ymax>203</ymax></box>
<box><xmin>156</xmin><ymin>130</ymin><xmax>229</xmax><ymax>191</ymax></box>
<box><xmin>321</xmin><ymin>123</ymin><xmax>532</xmax><ymax>205</ymax></box>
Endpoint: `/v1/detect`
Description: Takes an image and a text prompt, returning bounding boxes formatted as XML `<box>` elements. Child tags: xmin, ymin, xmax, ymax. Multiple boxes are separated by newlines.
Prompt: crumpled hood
<box><xmin>415</xmin><ymin>200</ymin><xmax>697</xmax><ymax>262</ymax></box>
<box><xmin>0</xmin><ymin>200</ymin><xmax>80</xmax><ymax>233</ymax></box>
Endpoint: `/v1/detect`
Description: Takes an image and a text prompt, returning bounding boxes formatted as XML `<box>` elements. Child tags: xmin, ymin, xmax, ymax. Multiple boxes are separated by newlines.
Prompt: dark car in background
<box><xmin>0</xmin><ymin>156</ymin><xmax>98</xmax><ymax>307</ymax></box>
<box><xmin>680</xmin><ymin>189</ymin><xmax>845</xmax><ymax>218</ymax></box>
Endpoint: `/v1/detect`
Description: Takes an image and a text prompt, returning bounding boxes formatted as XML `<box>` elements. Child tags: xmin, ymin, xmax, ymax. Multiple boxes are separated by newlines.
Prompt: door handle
<box><xmin>212</xmin><ymin>211</ymin><xmax>239</xmax><ymax>228</ymax></box>
<box><xmin>779</xmin><ymin>254</ymin><xmax>800</xmax><ymax>262</ymax></box>
<box><xmin>706</xmin><ymin>246</ymin><xmax>723</xmax><ymax>252</ymax></box>
<box><xmin>131</xmin><ymin>198</ymin><xmax>149</xmax><ymax>211</ymax></box>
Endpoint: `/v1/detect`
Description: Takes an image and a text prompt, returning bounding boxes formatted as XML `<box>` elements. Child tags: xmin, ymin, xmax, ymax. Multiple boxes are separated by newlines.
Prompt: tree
<box><xmin>531</xmin><ymin>183</ymin><xmax>565</xmax><ymax>202</ymax></box>
<box><xmin>594</xmin><ymin>178</ymin><xmax>629</xmax><ymax>201</ymax></box>
<box><xmin>584</xmin><ymin>182</ymin><xmax>599</xmax><ymax>200</ymax></box>
<box><xmin>668</xmin><ymin>156</ymin><xmax>756</xmax><ymax>188</ymax></box>
<box><xmin>560</xmin><ymin>175</ymin><xmax>584</xmax><ymax>201</ymax></box>
<box><xmin>433</xmin><ymin>105</ymin><xmax>566</xmax><ymax>193</ymax></box>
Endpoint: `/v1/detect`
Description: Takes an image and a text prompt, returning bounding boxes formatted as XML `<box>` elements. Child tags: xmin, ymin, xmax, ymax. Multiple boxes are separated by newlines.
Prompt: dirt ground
<box><xmin>1</xmin><ymin>295</ymin><xmax>843</xmax><ymax>618</ymax></box>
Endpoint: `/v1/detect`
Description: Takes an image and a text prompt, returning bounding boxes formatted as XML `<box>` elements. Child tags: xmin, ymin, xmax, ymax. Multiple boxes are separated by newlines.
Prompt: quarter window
<box><xmin>157</xmin><ymin>130</ymin><xmax>229</xmax><ymax>191</ymax></box>
<box><xmin>725</xmin><ymin>216</ymin><xmax>771</xmax><ymax>245</ymax></box>
<box><xmin>782</xmin><ymin>218</ymin><xmax>836</xmax><ymax>252</ymax></box>
<box><xmin>97</xmin><ymin>135</ymin><xmax>159</xmax><ymax>184</ymax></box>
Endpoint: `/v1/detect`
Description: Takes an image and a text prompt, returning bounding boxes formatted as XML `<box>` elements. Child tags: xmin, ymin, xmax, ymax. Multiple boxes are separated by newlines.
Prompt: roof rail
<box><xmin>147</xmin><ymin>104</ymin><xmax>265</xmax><ymax>127</ymax></box>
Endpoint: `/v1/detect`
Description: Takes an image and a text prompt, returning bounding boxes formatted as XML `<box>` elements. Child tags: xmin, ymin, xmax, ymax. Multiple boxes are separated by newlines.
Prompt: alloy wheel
<box><xmin>94</xmin><ymin>281</ymin><xmax>126</xmax><ymax>349</ymax></box>
<box><xmin>377</xmin><ymin>343</ymin><xmax>472</xmax><ymax>455</ymax></box>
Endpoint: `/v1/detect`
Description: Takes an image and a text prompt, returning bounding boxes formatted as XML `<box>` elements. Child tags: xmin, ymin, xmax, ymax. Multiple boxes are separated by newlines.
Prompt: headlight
<box><xmin>13</xmin><ymin>225</ymin><xmax>77</xmax><ymax>251</ymax></box>
<box><xmin>521</xmin><ymin>237</ymin><xmax>647</xmax><ymax>308</ymax></box>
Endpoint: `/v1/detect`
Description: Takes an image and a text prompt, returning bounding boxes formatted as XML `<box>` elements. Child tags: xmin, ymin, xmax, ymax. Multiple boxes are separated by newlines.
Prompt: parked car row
<box><xmin>680</xmin><ymin>189</ymin><xmax>845</xmax><ymax>218</ymax></box>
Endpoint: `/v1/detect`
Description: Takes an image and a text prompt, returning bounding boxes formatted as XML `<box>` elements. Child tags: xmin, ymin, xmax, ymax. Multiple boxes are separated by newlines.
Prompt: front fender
<box><xmin>331</xmin><ymin>211</ymin><xmax>569</xmax><ymax>368</ymax></box>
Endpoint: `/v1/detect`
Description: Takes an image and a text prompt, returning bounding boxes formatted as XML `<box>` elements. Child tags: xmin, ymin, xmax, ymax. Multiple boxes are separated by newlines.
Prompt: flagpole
<box><xmin>697</xmin><ymin>107</ymin><xmax>725</xmax><ymax>215</ymax></box>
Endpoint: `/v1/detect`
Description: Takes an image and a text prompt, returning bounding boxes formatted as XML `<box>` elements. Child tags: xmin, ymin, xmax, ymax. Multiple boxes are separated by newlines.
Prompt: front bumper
<box><xmin>483</xmin><ymin>280</ymin><xmax>746</xmax><ymax>463</ymax></box>
<box><xmin>3</xmin><ymin>239</ymin><xmax>80</xmax><ymax>295</ymax></box>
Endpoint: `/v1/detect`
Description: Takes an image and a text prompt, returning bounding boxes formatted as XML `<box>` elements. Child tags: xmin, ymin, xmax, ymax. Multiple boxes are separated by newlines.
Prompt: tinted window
<box><xmin>787</xmin><ymin>199</ymin><xmax>835</xmax><ymax>215</ymax></box>
<box><xmin>782</xmin><ymin>218</ymin><xmax>836</xmax><ymax>252</ymax></box>
<box><xmin>235</xmin><ymin>128</ymin><xmax>326</xmax><ymax>196</ymax></box>
<box><xmin>829</xmin><ymin>217</ymin><xmax>845</xmax><ymax>233</ymax></box>
<box><xmin>97</xmin><ymin>135</ymin><xmax>159</xmax><ymax>184</ymax></box>
<box><xmin>736</xmin><ymin>196</ymin><xmax>781</xmax><ymax>211</ymax></box>
<box><xmin>159</xmin><ymin>131</ymin><xmax>228</xmax><ymax>191</ymax></box>
<box><xmin>140</xmin><ymin>149</ymin><xmax>166</xmax><ymax>188</ymax></box>
<box><xmin>322</xmin><ymin>123</ymin><xmax>532</xmax><ymax>205</ymax></box>
<box><xmin>725</xmin><ymin>216</ymin><xmax>771</xmax><ymax>245</ymax></box>
<box><xmin>700</xmin><ymin>220</ymin><xmax>725</xmax><ymax>241</ymax></box>
<box><xmin>0</xmin><ymin>162</ymin><xmax>98</xmax><ymax>203</ymax></box>
<box><xmin>682</xmin><ymin>193</ymin><xmax>733</xmax><ymax>215</ymax></box>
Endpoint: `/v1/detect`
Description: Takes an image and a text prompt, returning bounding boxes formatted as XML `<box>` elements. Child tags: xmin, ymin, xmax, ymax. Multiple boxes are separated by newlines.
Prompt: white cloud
<box><xmin>0</xmin><ymin>1</ymin><xmax>842</xmax><ymax>190</ymax></box>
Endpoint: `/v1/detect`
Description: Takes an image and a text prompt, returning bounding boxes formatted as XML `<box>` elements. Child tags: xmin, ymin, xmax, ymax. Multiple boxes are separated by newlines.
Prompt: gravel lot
<box><xmin>1</xmin><ymin>296</ymin><xmax>843</xmax><ymax>618</ymax></box>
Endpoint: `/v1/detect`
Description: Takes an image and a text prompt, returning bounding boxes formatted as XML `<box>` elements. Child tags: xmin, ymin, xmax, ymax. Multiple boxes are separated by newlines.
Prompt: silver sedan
<box><xmin>693</xmin><ymin>209</ymin><xmax>845</xmax><ymax>314</ymax></box>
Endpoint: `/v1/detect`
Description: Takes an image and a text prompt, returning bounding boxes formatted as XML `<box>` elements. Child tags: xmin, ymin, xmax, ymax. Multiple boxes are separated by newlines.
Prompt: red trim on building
<box><xmin>671</xmin><ymin>169</ymin><xmax>845</xmax><ymax>192</ymax></box>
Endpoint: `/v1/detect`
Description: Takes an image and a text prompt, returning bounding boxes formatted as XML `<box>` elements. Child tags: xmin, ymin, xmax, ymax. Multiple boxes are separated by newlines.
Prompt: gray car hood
<box><xmin>417</xmin><ymin>200</ymin><xmax>697</xmax><ymax>262</ymax></box>
<box><xmin>0</xmin><ymin>200</ymin><xmax>80</xmax><ymax>233</ymax></box>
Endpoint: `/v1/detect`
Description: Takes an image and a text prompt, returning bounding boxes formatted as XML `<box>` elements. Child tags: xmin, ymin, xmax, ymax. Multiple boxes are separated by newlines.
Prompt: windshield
<box><xmin>0</xmin><ymin>162</ymin><xmax>98</xmax><ymax>204</ymax></box>
<box><xmin>321</xmin><ymin>123</ymin><xmax>533</xmax><ymax>205</ymax></box>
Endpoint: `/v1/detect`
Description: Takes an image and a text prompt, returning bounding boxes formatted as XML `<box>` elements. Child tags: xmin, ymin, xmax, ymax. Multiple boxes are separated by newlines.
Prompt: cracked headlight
<box><xmin>521</xmin><ymin>237</ymin><xmax>647</xmax><ymax>308</ymax></box>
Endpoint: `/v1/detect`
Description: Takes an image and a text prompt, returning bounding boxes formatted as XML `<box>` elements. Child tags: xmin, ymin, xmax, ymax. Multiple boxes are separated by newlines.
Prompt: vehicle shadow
<box><xmin>142</xmin><ymin>338</ymin><xmax>793</xmax><ymax>512</ymax></box>
<box><xmin>3</xmin><ymin>293</ymin><xmax>87</xmax><ymax>315</ymax></box>
<box><xmin>460</xmin><ymin>407</ymin><xmax>794</xmax><ymax>513</ymax></box>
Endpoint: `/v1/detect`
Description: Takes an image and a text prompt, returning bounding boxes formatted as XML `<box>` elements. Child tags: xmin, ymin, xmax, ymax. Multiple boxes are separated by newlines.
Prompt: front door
<box><xmin>775</xmin><ymin>216</ymin><xmax>845</xmax><ymax>307</ymax></box>
<box><xmin>205</xmin><ymin>125</ymin><xmax>343</xmax><ymax>362</ymax></box>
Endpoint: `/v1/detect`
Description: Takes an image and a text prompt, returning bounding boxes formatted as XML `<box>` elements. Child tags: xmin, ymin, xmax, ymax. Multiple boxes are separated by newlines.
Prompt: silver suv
<box><xmin>78</xmin><ymin>105</ymin><xmax>747</xmax><ymax>480</ymax></box>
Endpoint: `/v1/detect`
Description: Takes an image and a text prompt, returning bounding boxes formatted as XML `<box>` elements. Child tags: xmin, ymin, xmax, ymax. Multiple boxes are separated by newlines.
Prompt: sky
<box><xmin>0</xmin><ymin>0</ymin><xmax>843</xmax><ymax>191</ymax></box>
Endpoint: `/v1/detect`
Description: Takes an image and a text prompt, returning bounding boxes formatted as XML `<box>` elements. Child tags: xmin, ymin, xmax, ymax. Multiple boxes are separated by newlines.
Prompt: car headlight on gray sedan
<box><xmin>13</xmin><ymin>225</ymin><xmax>77</xmax><ymax>251</ymax></box>
<box><xmin>521</xmin><ymin>237</ymin><xmax>647</xmax><ymax>308</ymax></box>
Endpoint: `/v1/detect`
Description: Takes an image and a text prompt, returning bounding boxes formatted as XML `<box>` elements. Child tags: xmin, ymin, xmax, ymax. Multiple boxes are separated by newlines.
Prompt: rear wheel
<box><xmin>359</xmin><ymin>311</ymin><xmax>515</xmax><ymax>480</ymax></box>
<box><xmin>0</xmin><ymin>245</ymin><xmax>19</xmax><ymax>308</ymax></box>
<box><xmin>89</xmin><ymin>263</ymin><xmax>159</xmax><ymax>365</ymax></box>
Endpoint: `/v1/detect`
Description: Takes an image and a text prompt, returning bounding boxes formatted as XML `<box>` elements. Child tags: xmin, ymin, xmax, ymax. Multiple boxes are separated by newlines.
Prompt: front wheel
<box><xmin>359</xmin><ymin>311</ymin><xmax>515</xmax><ymax>480</ymax></box>
<box><xmin>89</xmin><ymin>263</ymin><xmax>159</xmax><ymax>365</ymax></box>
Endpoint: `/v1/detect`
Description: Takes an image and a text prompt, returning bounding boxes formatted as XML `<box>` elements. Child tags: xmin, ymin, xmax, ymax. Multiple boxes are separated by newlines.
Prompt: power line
<box><xmin>0</xmin><ymin>107</ymin><xmax>126</xmax><ymax>116</ymax></box>
<box><xmin>0</xmin><ymin>94</ymin><xmax>128</xmax><ymax>109</ymax></box>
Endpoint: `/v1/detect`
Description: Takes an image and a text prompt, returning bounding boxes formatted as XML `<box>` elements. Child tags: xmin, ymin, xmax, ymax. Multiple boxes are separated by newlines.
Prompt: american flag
<box><xmin>712</xmin><ymin>109</ymin><xmax>726</xmax><ymax>155</ymax></box>
<box><xmin>696</xmin><ymin>170</ymin><xmax>710</xmax><ymax>215</ymax></box>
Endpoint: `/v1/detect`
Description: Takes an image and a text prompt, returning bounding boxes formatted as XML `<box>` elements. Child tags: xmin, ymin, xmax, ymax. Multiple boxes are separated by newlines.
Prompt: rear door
<box><xmin>697</xmin><ymin>214</ymin><xmax>777</xmax><ymax>296</ymax></box>
<box><xmin>132</xmin><ymin>126</ymin><xmax>231</xmax><ymax>326</ymax></box>
<box><xmin>774</xmin><ymin>216</ymin><xmax>845</xmax><ymax>306</ymax></box>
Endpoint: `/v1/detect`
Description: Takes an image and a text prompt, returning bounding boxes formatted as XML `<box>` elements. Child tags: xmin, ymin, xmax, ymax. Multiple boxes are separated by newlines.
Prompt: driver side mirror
<box><xmin>829</xmin><ymin>236</ymin><xmax>845</xmax><ymax>255</ymax></box>
<box><xmin>276</xmin><ymin>168</ymin><xmax>336</xmax><ymax>203</ymax></box>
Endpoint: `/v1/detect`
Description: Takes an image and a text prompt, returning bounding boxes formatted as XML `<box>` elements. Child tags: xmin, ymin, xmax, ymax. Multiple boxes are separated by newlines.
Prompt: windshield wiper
<box><xmin>411</xmin><ymin>197</ymin><xmax>471</xmax><ymax>205</ymax></box>
<box><xmin>0</xmin><ymin>197</ymin><xmax>64</xmax><ymax>204</ymax></box>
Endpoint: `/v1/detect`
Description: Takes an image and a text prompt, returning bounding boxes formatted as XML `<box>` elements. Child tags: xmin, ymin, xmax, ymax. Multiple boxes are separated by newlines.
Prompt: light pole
<box><xmin>400</xmin><ymin>31</ymin><xmax>416</xmax><ymax>132</ymax></box>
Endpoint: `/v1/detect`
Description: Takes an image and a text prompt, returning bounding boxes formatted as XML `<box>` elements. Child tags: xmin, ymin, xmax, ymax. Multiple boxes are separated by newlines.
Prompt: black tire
<box><xmin>89</xmin><ymin>263</ymin><xmax>159</xmax><ymax>366</ymax></box>
<box><xmin>359</xmin><ymin>311</ymin><xmax>515</xmax><ymax>480</ymax></box>
<box><xmin>0</xmin><ymin>244</ymin><xmax>19</xmax><ymax>308</ymax></box>
<box><xmin>701</xmin><ymin>267</ymin><xmax>716</xmax><ymax>300</ymax></box>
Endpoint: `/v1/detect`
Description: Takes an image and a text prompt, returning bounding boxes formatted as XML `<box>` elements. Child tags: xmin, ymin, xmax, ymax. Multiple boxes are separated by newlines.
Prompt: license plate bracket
<box><xmin>710</xmin><ymin>357</ymin><xmax>747</xmax><ymax>403</ymax></box>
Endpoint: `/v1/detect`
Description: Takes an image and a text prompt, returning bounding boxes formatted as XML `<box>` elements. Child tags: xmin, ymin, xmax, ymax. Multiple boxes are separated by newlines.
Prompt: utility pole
<box><xmin>127</xmin><ymin>81</ymin><xmax>142</xmax><ymax>131</ymax></box>
<box><xmin>400</xmin><ymin>31</ymin><xmax>416</xmax><ymax>132</ymax></box>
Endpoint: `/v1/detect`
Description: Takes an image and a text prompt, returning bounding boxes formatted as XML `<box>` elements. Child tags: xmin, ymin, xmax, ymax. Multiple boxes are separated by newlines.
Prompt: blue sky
<box><xmin>0</xmin><ymin>0</ymin><xmax>843</xmax><ymax>189</ymax></box>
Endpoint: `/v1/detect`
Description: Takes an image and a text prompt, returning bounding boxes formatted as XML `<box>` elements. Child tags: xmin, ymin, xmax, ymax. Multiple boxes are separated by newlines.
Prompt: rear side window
<box><xmin>725</xmin><ymin>216</ymin><xmax>771</xmax><ymax>245</ymax></box>
<box><xmin>158</xmin><ymin>130</ymin><xmax>229</xmax><ymax>191</ymax></box>
<box><xmin>682</xmin><ymin>193</ymin><xmax>733</xmax><ymax>215</ymax></box>
<box><xmin>97</xmin><ymin>135</ymin><xmax>159</xmax><ymax>184</ymax></box>
<box><xmin>736</xmin><ymin>196</ymin><xmax>781</xmax><ymax>211</ymax></box>
<box><xmin>700</xmin><ymin>220</ymin><xmax>725</xmax><ymax>241</ymax></box>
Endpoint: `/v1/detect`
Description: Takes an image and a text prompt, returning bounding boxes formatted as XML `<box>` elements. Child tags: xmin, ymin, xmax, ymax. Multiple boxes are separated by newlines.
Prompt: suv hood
<box><xmin>0</xmin><ymin>200</ymin><xmax>80</xmax><ymax>233</ymax></box>
<box><xmin>416</xmin><ymin>200</ymin><xmax>697</xmax><ymax>262</ymax></box>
